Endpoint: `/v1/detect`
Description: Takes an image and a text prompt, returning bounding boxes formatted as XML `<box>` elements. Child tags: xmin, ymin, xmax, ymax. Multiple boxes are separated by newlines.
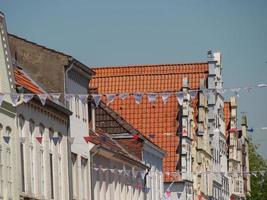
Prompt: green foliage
<box><xmin>246</xmin><ymin>137</ymin><xmax>267</xmax><ymax>200</ymax></box>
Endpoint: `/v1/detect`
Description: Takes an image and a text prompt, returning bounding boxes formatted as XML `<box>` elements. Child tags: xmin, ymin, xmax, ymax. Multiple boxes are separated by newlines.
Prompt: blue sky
<box><xmin>1</xmin><ymin>0</ymin><xmax>267</xmax><ymax>157</ymax></box>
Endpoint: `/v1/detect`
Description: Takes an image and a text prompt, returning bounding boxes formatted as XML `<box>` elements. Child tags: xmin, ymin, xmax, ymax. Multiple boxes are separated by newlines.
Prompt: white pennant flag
<box><xmin>10</xmin><ymin>93</ymin><xmax>20</xmax><ymax>106</ymax></box>
<box><xmin>132</xmin><ymin>170</ymin><xmax>138</xmax><ymax>179</ymax></box>
<box><xmin>38</xmin><ymin>94</ymin><xmax>48</xmax><ymax>106</ymax></box>
<box><xmin>244</xmin><ymin>87</ymin><xmax>253</xmax><ymax>92</ymax></box>
<box><xmin>147</xmin><ymin>93</ymin><xmax>157</xmax><ymax>103</ymax></box>
<box><xmin>260</xmin><ymin>171</ymin><xmax>265</xmax><ymax>176</ymax></box>
<box><xmin>51</xmin><ymin>93</ymin><xmax>61</xmax><ymax>103</ymax></box>
<box><xmin>161</xmin><ymin>93</ymin><xmax>171</xmax><ymax>104</ymax></box>
<box><xmin>64</xmin><ymin>94</ymin><xmax>74</xmax><ymax>102</ymax></box>
<box><xmin>23</xmin><ymin>93</ymin><xmax>34</xmax><ymax>103</ymax></box>
<box><xmin>78</xmin><ymin>94</ymin><xmax>89</xmax><ymax>104</ymax></box>
<box><xmin>230</xmin><ymin>88</ymin><xmax>241</xmax><ymax>97</ymax></box>
<box><xmin>92</xmin><ymin>94</ymin><xmax>101</xmax><ymax>107</ymax></box>
<box><xmin>110</xmin><ymin>169</ymin><xmax>115</xmax><ymax>173</ymax></box>
<box><xmin>68</xmin><ymin>137</ymin><xmax>75</xmax><ymax>144</ymax></box>
<box><xmin>106</xmin><ymin>94</ymin><xmax>116</xmax><ymax>105</ymax></box>
<box><xmin>0</xmin><ymin>94</ymin><xmax>5</xmax><ymax>106</ymax></box>
<box><xmin>257</xmin><ymin>83</ymin><xmax>267</xmax><ymax>88</ymax></box>
<box><xmin>119</xmin><ymin>93</ymin><xmax>129</xmax><ymax>100</ymax></box>
<box><xmin>189</xmin><ymin>90</ymin><xmax>198</xmax><ymax>99</ymax></box>
<box><xmin>133</xmin><ymin>93</ymin><xmax>143</xmax><ymax>104</ymax></box>
<box><xmin>176</xmin><ymin>92</ymin><xmax>184</xmax><ymax>106</ymax></box>
<box><xmin>118</xmin><ymin>169</ymin><xmax>123</xmax><ymax>174</ymax></box>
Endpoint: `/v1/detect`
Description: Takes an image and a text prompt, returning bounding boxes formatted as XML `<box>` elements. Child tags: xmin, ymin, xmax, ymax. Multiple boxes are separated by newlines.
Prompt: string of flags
<box><xmin>90</xmin><ymin>166</ymin><xmax>267</xmax><ymax>178</ymax></box>
<box><xmin>0</xmin><ymin>83</ymin><xmax>266</xmax><ymax>107</ymax></box>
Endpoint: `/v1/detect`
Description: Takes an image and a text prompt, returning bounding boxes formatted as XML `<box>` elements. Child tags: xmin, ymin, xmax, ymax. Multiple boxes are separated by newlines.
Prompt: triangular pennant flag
<box><xmin>133</xmin><ymin>134</ymin><xmax>139</xmax><ymax>140</ymax></box>
<box><xmin>260</xmin><ymin>171</ymin><xmax>265</xmax><ymax>176</ymax></box>
<box><xmin>142</xmin><ymin>187</ymin><xmax>150</xmax><ymax>193</ymax></box>
<box><xmin>52</xmin><ymin>136</ymin><xmax>59</xmax><ymax>145</ymax></box>
<box><xmin>78</xmin><ymin>94</ymin><xmax>89</xmax><ymax>104</ymax></box>
<box><xmin>230</xmin><ymin>88</ymin><xmax>241</xmax><ymax>97</ymax></box>
<box><xmin>36</xmin><ymin>136</ymin><xmax>43</xmax><ymax>144</ymax></box>
<box><xmin>244</xmin><ymin>87</ymin><xmax>253</xmax><ymax>92</ymax></box>
<box><xmin>147</xmin><ymin>93</ymin><xmax>157</xmax><ymax>103</ymax></box>
<box><xmin>64</xmin><ymin>94</ymin><xmax>74</xmax><ymax>102</ymax></box>
<box><xmin>110</xmin><ymin>169</ymin><xmax>115</xmax><ymax>173</ymax></box>
<box><xmin>176</xmin><ymin>92</ymin><xmax>184</xmax><ymax>106</ymax></box>
<box><xmin>68</xmin><ymin>137</ymin><xmax>75</xmax><ymax>144</ymax></box>
<box><xmin>160</xmin><ymin>93</ymin><xmax>171</xmax><ymax>104</ymax></box>
<box><xmin>257</xmin><ymin>83</ymin><xmax>267</xmax><ymax>88</ymax></box>
<box><xmin>119</xmin><ymin>93</ymin><xmax>129</xmax><ymax>100</ymax></box>
<box><xmin>252</xmin><ymin>172</ymin><xmax>257</xmax><ymax>177</ymax></box>
<box><xmin>133</xmin><ymin>93</ymin><xmax>143</xmax><ymax>104</ymax></box>
<box><xmin>19</xmin><ymin>137</ymin><xmax>26</xmax><ymax>143</ymax></box>
<box><xmin>118</xmin><ymin>169</ymin><xmax>123</xmax><ymax>174</ymax></box>
<box><xmin>148</xmin><ymin>134</ymin><xmax>155</xmax><ymax>139</ymax></box>
<box><xmin>189</xmin><ymin>90</ymin><xmax>198</xmax><ymax>99</ymax></box>
<box><xmin>165</xmin><ymin>190</ymin><xmax>171</xmax><ymax>198</ymax></box>
<box><xmin>135</xmin><ymin>183</ymin><xmax>143</xmax><ymax>190</ymax></box>
<box><xmin>10</xmin><ymin>93</ymin><xmax>20</xmax><ymax>106</ymax></box>
<box><xmin>0</xmin><ymin>94</ymin><xmax>4</xmax><ymax>106</ymax></box>
<box><xmin>84</xmin><ymin>136</ymin><xmax>92</xmax><ymax>143</ymax></box>
<box><xmin>3</xmin><ymin>136</ymin><xmax>10</xmax><ymax>144</ymax></box>
<box><xmin>92</xmin><ymin>94</ymin><xmax>101</xmax><ymax>107</ymax></box>
<box><xmin>106</xmin><ymin>94</ymin><xmax>116</xmax><ymax>105</ymax></box>
<box><xmin>51</xmin><ymin>93</ymin><xmax>61</xmax><ymax>103</ymax></box>
<box><xmin>23</xmin><ymin>93</ymin><xmax>34</xmax><ymax>103</ymax></box>
<box><xmin>38</xmin><ymin>94</ymin><xmax>48</xmax><ymax>106</ymax></box>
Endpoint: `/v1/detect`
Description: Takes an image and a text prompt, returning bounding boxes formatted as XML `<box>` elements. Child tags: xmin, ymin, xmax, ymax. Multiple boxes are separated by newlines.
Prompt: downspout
<box><xmin>143</xmin><ymin>168</ymin><xmax>150</xmax><ymax>200</ymax></box>
<box><xmin>64</xmin><ymin>61</ymin><xmax>75</xmax><ymax>104</ymax></box>
<box><xmin>90</xmin><ymin>145</ymin><xmax>101</xmax><ymax>200</ymax></box>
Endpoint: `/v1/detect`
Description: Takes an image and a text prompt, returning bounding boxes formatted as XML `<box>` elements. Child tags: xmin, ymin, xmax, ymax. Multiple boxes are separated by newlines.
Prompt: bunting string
<box><xmin>0</xmin><ymin>82</ymin><xmax>266</xmax><ymax>107</ymax></box>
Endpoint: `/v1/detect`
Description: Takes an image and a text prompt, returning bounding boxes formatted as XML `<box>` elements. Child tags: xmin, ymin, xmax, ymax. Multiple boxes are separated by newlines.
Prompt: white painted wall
<box><xmin>66</xmin><ymin>68</ymin><xmax>95</xmax><ymax>200</ymax></box>
<box><xmin>16</xmin><ymin>101</ymin><xmax>70</xmax><ymax>200</ymax></box>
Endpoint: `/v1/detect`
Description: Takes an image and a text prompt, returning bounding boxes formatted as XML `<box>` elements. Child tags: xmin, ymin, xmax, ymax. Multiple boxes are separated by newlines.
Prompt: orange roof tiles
<box><xmin>13</xmin><ymin>66</ymin><xmax>44</xmax><ymax>94</ymax></box>
<box><xmin>224</xmin><ymin>102</ymin><xmax>231</xmax><ymax>139</ymax></box>
<box><xmin>91</xmin><ymin>62</ymin><xmax>209</xmax><ymax>182</ymax></box>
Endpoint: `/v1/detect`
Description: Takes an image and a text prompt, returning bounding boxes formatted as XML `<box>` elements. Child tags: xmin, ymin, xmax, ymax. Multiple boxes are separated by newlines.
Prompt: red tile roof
<box><xmin>91</xmin><ymin>62</ymin><xmax>209</xmax><ymax>181</ymax></box>
<box><xmin>13</xmin><ymin>65</ymin><xmax>45</xmax><ymax>94</ymax></box>
<box><xmin>89</xmin><ymin>128</ymin><xmax>145</xmax><ymax>167</ymax></box>
<box><xmin>224</xmin><ymin>102</ymin><xmax>231</xmax><ymax>139</ymax></box>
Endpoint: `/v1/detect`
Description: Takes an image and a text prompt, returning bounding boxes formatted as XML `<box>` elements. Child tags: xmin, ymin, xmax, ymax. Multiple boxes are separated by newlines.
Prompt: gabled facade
<box><xmin>91</xmin><ymin>61</ymin><xmax>210</xmax><ymax>200</ymax></box>
<box><xmin>14</xmin><ymin>64</ymin><xmax>72</xmax><ymax>200</ymax></box>
<box><xmin>8</xmin><ymin>34</ymin><xmax>96</xmax><ymax>200</ymax></box>
<box><xmin>0</xmin><ymin>12</ymin><xmax>18</xmax><ymax>199</ymax></box>
<box><xmin>94</xmin><ymin>101</ymin><xmax>165</xmax><ymax>200</ymax></box>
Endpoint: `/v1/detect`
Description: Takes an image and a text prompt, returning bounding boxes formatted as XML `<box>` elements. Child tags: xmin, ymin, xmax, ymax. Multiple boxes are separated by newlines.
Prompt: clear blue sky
<box><xmin>1</xmin><ymin>0</ymin><xmax>267</xmax><ymax>157</ymax></box>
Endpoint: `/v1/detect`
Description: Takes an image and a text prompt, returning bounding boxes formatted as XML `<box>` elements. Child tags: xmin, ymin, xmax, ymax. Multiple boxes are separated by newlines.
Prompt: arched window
<box><xmin>29</xmin><ymin>119</ymin><xmax>35</xmax><ymax>194</ymax></box>
<box><xmin>19</xmin><ymin>116</ymin><xmax>26</xmax><ymax>192</ymax></box>
<box><xmin>39</xmin><ymin>123</ymin><xmax>45</xmax><ymax>198</ymax></box>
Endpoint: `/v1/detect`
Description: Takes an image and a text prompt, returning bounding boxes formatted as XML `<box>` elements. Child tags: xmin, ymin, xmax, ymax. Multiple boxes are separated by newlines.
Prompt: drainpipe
<box><xmin>90</xmin><ymin>145</ymin><xmax>101</xmax><ymax>200</ymax></box>
<box><xmin>64</xmin><ymin>62</ymin><xmax>75</xmax><ymax>104</ymax></box>
<box><xmin>143</xmin><ymin>168</ymin><xmax>150</xmax><ymax>200</ymax></box>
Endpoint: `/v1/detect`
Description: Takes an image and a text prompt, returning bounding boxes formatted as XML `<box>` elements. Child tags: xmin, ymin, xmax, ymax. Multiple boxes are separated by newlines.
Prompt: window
<box><xmin>39</xmin><ymin>124</ymin><xmax>45</xmax><ymax>198</ymax></box>
<box><xmin>75</xmin><ymin>97</ymin><xmax>80</xmax><ymax>118</ymax></box>
<box><xmin>58</xmin><ymin>133</ymin><xmax>63</xmax><ymax>199</ymax></box>
<box><xmin>6</xmin><ymin>127</ymin><xmax>12</xmax><ymax>198</ymax></box>
<box><xmin>0</xmin><ymin>124</ymin><xmax>3</xmax><ymax>197</ymax></box>
<box><xmin>29</xmin><ymin>120</ymin><xmax>35</xmax><ymax>194</ymax></box>
<box><xmin>72</xmin><ymin>153</ymin><xmax>78</xmax><ymax>198</ymax></box>
<box><xmin>19</xmin><ymin>116</ymin><xmax>25</xmax><ymax>193</ymax></box>
<box><xmin>81</xmin><ymin>157</ymin><xmax>88</xmax><ymax>199</ymax></box>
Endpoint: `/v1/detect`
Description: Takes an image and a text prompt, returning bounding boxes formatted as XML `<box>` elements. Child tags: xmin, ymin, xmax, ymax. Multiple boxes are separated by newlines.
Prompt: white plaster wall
<box><xmin>16</xmin><ymin>102</ymin><xmax>70</xmax><ymax>200</ymax></box>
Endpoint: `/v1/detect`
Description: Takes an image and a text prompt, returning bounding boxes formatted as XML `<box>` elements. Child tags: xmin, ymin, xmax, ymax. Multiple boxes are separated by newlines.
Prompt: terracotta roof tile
<box><xmin>13</xmin><ymin>66</ymin><xmax>45</xmax><ymax>94</ymax></box>
<box><xmin>91</xmin><ymin>62</ymin><xmax>209</xmax><ymax>182</ymax></box>
<box><xmin>224</xmin><ymin>102</ymin><xmax>231</xmax><ymax>139</ymax></box>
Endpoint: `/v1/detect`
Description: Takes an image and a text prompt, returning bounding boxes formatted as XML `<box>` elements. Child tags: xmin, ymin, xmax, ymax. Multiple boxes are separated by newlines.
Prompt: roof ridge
<box><xmin>8</xmin><ymin>33</ymin><xmax>71</xmax><ymax>58</ymax></box>
<box><xmin>94</xmin><ymin>70</ymin><xmax>209</xmax><ymax>78</ymax></box>
<box><xmin>91</xmin><ymin>62</ymin><xmax>208</xmax><ymax>70</ymax></box>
